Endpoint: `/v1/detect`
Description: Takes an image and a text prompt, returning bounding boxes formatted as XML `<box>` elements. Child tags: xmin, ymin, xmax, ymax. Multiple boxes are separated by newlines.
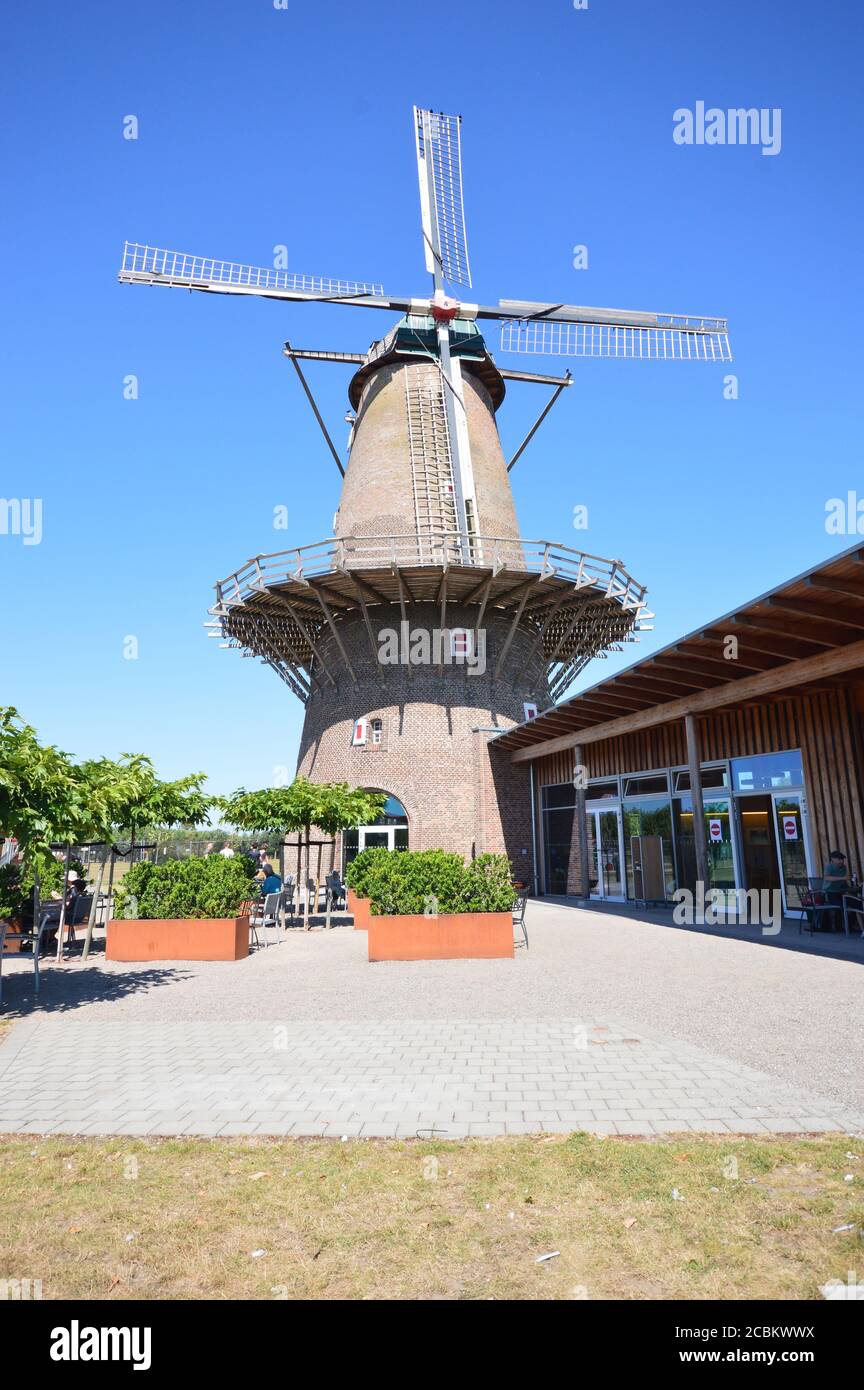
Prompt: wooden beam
<box><xmin>340</xmin><ymin>566</ymin><xmax>389</xmax><ymax>605</ymax></box>
<box><xmin>312</xmin><ymin>586</ymin><xmax>357</xmax><ymax>683</ymax></box>
<box><xmin>808</xmin><ymin>574</ymin><xmax>864</xmax><ymax>602</ymax></box>
<box><xmin>438</xmin><ymin>565</ymin><xmax>448</xmax><ymax>675</ymax></box>
<box><xmin>573</xmin><ymin>743</ymin><xmax>590</xmax><ymax>899</ymax></box>
<box><xmin>494</xmin><ymin>583</ymin><xmax>535</xmax><ymax>678</ymax></box>
<box><xmin>392</xmin><ymin>565</ymin><xmax>412</xmax><ymax>681</ymax></box>
<box><xmin>264</xmin><ymin>590</ymin><xmax>338</xmax><ymax>688</ymax></box>
<box><xmin>576</xmin><ymin>692</ymin><xmax>656</xmax><ymax>713</ymax></box>
<box><xmin>355</xmin><ymin>588</ymin><xmax>385</xmax><ymax>687</ymax></box>
<box><xmin>461</xmin><ymin>565</ymin><xmax>499</xmax><ymax>605</ymax></box>
<box><xmin>514</xmin><ymin>586</ymin><xmax>572</xmax><ymax>680</ymax></box>
<box><xmin>656</xmin><ymin>649</ymin><xmax>771</xmax><ymax>676</ymax></box>
<box><xmin>685</xmin><ymin>713</ymin><xmax>709</xmax><ymax>894</ymax></box>
<box><xmin>609</xmin><ymin>676</ymin><xmax>701</xmax><ymax>700</ymax></box>
<box><xmin>643</xmin><ymin>664</ymin><xmax>720</xmax><ymax>691</ymax></box>
<box><xmin>509</xmin><ymin>635</ymin><xmax>864</xmax><ymax>762</ymax></box>
<box><xmin>766</xmin><ymin>596</ymin><xmax>864</xmax><ymax>632</ymax></box>
<box><xmin>729</xmin><ymin>617</ymin><xmax>832</xmax><ymax>657</ymax></box>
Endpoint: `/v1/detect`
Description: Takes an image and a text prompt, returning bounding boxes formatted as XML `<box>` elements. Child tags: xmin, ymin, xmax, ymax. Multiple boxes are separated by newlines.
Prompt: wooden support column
<box><xmin>573</xmin><ymin>743</ymin><xmax>590</xmax><ymax>900</ymax></box>
<box><xmin>685</xmin><ymin>713</ymin><xmax>709</xmax><ymax>893</ymax></box>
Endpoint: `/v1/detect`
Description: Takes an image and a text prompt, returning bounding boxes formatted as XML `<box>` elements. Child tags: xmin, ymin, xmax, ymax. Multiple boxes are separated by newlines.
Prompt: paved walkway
<box><xmin>1</xmin><ymin>902</ymin><xmax>862</xmax><ymax>1138</ymax></box>
<box><xmin>1</xmin><ymin>1015</ymin><xmax>861</xmax><ymax>1138</ymax></box>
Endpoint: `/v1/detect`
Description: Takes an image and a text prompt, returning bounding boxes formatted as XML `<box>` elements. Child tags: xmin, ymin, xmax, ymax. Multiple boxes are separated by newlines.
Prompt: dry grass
<box><xmin>1</xmin><ymin>1133</ymin><xmax>862</xmax><ymax>1300</ymax></box>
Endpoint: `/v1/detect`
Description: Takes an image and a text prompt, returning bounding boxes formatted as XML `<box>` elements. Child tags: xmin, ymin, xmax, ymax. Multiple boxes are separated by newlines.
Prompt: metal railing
<box><xmin>212</xmin><ymin>534</ymin><xmax>652</xmax><ymax>626</ymax></box>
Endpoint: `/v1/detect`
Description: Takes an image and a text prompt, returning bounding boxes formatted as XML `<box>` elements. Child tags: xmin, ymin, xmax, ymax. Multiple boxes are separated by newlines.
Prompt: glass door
<box><xmin>771</xmin><ymin>794</ymin><xmax>810</xmax><ymax>912</ymax></box>
<box><xmin>590</xmin><ymin>808</ymin><xmax>624</xmax><ymax>899</ymax></box>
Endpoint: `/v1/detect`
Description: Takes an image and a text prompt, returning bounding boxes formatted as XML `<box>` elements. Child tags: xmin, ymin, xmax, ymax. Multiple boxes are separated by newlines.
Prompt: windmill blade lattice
<box><xmin>119</xmin><ymin>242</ymin><xmax>384</xmax><ymax>301</ymax></box>
<box><xmin>500</xmin><ymin>318</ymin><xmax>732</xmax><ymax>360</ymax></box>
<box><xmin>414</xmin><ymin>108</ymin><xmax>472</xmax><ymax>290</ymax></box>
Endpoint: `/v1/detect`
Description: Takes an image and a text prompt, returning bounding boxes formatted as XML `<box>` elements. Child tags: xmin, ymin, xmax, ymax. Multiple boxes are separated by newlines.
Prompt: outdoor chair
<box><xmin>513</xmin><ymin>890</ymin><xmax>529</xmax><ymax>949</ymax></box>
<box><xmin>0</xmin><ymin>906</ymin><xmax>60</xmax><ymax>1004</ymax></box>
<box><xmin>792</xmin><ymin>879</ymin><xmax>834</xmax><ymax>934</ymax></box>
<box><xmin>62</xmin><ymin>894</ymin><xmax>93</xmax><ymax>947</ymax></box>
<box><xmin>305</xmin><ymin>877</ymin><xmax>322</xmax><ymax>915</ymax></box>
<box><xmin>842</xmin><ymin>894</ymin><xmax>864</xmax><ymax>937</ymax></box>
<box><xmin>280</xmin><ymin>884</ymin><xmax>296</xmax><ymax>927</ymax></box>
<box><xmin>249</xmin><ymin>892</ymin><xmax>283</xmax><ymax>949</ymax></box>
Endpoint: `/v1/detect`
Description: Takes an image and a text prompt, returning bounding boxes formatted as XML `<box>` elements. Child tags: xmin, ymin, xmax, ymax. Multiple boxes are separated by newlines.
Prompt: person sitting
<box><xmin>821</xmin><ymin>849</ymin><xmax>851</xmax><ymax>930</ymax></box>
<box><xmin>259</xmin><ymin>863</ymin><xmax>283</xmax><ymax>897</ymax></box>
<box><xmin>325</xmin><ymin>869</ymin><xmax>345</xmax><ymax>908</ymax></box>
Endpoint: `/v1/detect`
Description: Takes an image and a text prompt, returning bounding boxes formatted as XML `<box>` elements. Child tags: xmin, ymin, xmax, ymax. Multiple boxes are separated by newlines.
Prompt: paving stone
<box><xmin>1</xmin><ymin>1014</ymin><xmax>860</xmax><ymax>1140</ymax></box>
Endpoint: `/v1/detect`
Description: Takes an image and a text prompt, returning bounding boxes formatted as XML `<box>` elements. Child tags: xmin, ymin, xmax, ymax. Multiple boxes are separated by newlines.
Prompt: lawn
<box><xmin>1</xmin><ymin>1133</ymin><xmax>861</xmax><ymax>1300</ymax></box>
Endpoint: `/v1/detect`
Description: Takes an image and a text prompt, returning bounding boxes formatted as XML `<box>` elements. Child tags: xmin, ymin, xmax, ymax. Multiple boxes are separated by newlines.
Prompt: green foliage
<box><xmin>112</xmin><ymin>853</ymin><xmax>256</xmax><ymax>921</ymax></box>
<box><xmin>352</xmin><ymin>849</ymin><xmax>517</xmax><ymax>916</ymax></box>
<box><xmin>0</xmin><ymin>706</ymin><xmax>213</xmax><ymax>875</ymax></box>
<box><xmin>219</xmin><ymin>779</ymin><xmax>386</xmax><ymax>837</ymax></box>
<box><xmin>345</xmin><ymin>846</ymin><xmax>394</xmax><ymax>897</ymax></box>
<box><xmin>0</xmin><ymin>856</ymin><xmax>85</xmax><ymax>923</ymax></box>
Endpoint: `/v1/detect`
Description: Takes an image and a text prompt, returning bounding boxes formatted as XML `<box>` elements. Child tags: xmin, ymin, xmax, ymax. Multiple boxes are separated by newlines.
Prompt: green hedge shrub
<box><xmin>344</xmin><ymin>846</ymin><xmax>392</xmax><ymax>899</ymax></box>
<box><xmin>350</xmin><ymin>848</ymin><xmax>516</xmax><ymax>917</ymax></box>
<box><xmin>112</xmin><ymin>853</ymin><xmax>256</xmax><ymax>921</ymax></box>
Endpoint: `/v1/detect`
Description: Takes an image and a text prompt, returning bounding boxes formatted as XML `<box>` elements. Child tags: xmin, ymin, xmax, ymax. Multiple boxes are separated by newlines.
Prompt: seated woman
<box><xmin>258</xmin><ymin>863</ymin><xmax>283</xmax><ymax>897</ymax></box>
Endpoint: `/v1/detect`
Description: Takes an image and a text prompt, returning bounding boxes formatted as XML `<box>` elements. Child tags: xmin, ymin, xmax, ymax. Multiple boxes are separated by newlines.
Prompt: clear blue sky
<box><xmin>2</xmin><ymin>0</ymin><xmax>862</xmax><ymax>795</ymax></box>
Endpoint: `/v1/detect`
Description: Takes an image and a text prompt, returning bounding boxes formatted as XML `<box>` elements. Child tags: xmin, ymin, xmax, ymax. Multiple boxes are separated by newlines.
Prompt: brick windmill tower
<box><xmin>119</xmin><ymin>108</ymin><xmax>730</xmax><ymax>873</ymax></box>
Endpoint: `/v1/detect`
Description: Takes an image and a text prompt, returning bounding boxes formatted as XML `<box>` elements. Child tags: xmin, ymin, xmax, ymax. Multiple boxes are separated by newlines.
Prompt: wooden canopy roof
<box><xmin>493</xmin><ymin>542</ymin><xmax>864</xmax><ymax>760</ymax></box>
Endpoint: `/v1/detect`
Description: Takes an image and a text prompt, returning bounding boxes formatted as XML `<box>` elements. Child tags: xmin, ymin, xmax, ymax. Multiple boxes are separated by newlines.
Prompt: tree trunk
<box><xmin>55</xmin><ymin>844</ymin><xmax>72</xmax><ymax>960</ymax></box>
<box><xmin>314</xmin><ymin>843</ymin><xmax>323</xmax><ymax>927</ymax></box>
<box><xmin>32</xmin><ymin>867</ymin><xmax>41</xmax><ymax>952</ymax></box>
<box><xmin>302</xmin><ymin>826</ymin><xmax>311</xmax><ymax>929</ymax></box>
<box><xmin>82</xmin><ymin>845</ymin><xmax>109</xmax><ymax>961</ymax></box>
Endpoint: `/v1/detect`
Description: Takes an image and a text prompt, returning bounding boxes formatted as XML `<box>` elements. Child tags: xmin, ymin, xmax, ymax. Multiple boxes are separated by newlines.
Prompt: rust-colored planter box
<box><xmin>2</xmin><ymin>928</ymin><xmax>23</xmax><ymax>955</ymax></box>
<box><xmin>367</xmin><ymin>911</ymin><xmax>514</xmax><ymax>962</ymax></box>
<box><xmin>347</xmin><ymin>890</ymin><xmax>371</xmax><ymax>931</ymax></box>
<box><xmin>105</xmin><ymin>916</ymin><xmax>250</xmax><ymax>962</ymax></box>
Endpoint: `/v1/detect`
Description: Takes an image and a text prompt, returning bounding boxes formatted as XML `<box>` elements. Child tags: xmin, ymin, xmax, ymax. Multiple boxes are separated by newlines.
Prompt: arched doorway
<box><xmin>342</xmin><ymin>792</ymin><xmax>409</xmax><ymax>873</ymax></box>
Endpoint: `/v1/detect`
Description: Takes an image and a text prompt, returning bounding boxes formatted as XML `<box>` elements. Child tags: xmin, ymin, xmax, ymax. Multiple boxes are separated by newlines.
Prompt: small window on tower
<box><xmin>451</xmin><ymin>628</ymin><xmax>471</xmax><ymax>661</ymax></box>
<box><xmin>371</xmin><ymin>718</ymin><xmax>383</xmax><ymax>746</ymax></box>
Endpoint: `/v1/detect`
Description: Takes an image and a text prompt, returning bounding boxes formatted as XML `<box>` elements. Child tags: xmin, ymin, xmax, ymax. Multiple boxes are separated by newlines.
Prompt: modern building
<box><xmin>491</xmin><ymin>542</ymin><xmax>864</xmax><ymax>913</ymax></box>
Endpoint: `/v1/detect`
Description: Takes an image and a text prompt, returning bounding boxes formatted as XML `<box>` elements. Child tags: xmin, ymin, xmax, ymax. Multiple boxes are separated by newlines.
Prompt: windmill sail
<box><xmin>500</xmin><ymin>318</ymin><xmax>732</xmax><ymax>360</ymax></box>
<box><xmin>119</xmin><ymin>242</ymin><xmax>385</xmax><ymax>302</ymax></box>
<box><xmin>413</xmin><ymin>108</ymin><xmax>472</xmax><ymax>290</ymax></box>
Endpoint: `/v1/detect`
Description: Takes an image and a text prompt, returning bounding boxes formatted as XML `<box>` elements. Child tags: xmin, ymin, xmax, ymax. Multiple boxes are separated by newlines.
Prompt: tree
<box><xmin>0</xmin><ymin>708</ymin><xmax>214</xmax><ymax>958</ymax></box>
<box><xmin>312</xmin><ymin>784</ymin><xmax>387</xmax><ymax>928</ymax></box>
<box><xmin>0</xmin><ymin>707</ymin><xmax>98</xmax><ymax>946</ymax></box>
<box><xmin>81</xmin><ymin>761</ymin><xmax>212</xmax><ymax>958</ymax></box>
<box><xmin>219</xmin><ymin>780</ymin><xmax>384</xmax><ymax>929</ymax></box>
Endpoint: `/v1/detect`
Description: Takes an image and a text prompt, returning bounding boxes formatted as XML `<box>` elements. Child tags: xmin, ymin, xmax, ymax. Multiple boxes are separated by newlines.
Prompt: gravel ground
<box><xmin>2</xmin><ymin>901</ymin><xmax>861</xmax><ymax>1112</ymax></box>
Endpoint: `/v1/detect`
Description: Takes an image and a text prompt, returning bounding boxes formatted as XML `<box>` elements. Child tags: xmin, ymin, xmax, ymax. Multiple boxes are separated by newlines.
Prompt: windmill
<box><xmin>119</xmin><ymin>107</ymin><xmax>730</xmax><ymax>870</ymax></box>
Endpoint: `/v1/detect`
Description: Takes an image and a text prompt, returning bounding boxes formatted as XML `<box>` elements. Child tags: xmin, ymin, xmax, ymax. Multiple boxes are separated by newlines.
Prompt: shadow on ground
<box><xmin>0</xmin><ymin>964</ymin><xmax>191</xmax><ymax>1018</ymax></box>
<box><xmin>541</xmin><ymin>896</ymin><xmax>864</xmax><ymax>965</ymax></box>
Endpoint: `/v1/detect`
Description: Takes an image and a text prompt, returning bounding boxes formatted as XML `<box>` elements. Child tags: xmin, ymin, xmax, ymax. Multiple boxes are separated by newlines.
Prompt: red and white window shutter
<box><xmin>352</xmin><ymin>717</ymin><xmax>367</xmax><ymax>746</ymax></box>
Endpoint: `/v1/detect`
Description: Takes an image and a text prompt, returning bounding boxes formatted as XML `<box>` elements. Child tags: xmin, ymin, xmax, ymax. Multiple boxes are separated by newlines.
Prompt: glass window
<box><xmin>622</xmin><ymin>799</ymin><xmax>675</xmax><ymax>900</ymax></box>
<box><xmin>371</xmin><ymin>719</ymin><xmax>383</xmax><ymax>746</ymax></box>
<box><xmin>673</xmin><ymin>796</ymin><xmax>737</xmax><ymax>907</ymax></box>
<box><xmin>732</xmin><ymin>751</ymin><xmax>803</xmax><ymax>792</ymax></box>
<box><xmin>673</xmin><ymin>766</ymin><xmax>729</xmax><ymax>793</ymax></box>
<box><xmin>543</xmin><ymin>806</ymin><xmax>575</xmax><ymax>893</ymax></box>
<box><xmin>586</xmin><ymin>779</ymin><xmax>619</xmax><ymax>801</ymax></box>
<box><xmin>542</xmin><ymin>784</ymin><xmax>577</xmax><ymax>810</ymax></box>
<box><xmin>623</xmin><ymin>773</ymin><xmax>669</xmax><ymax>798</ymax></box>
